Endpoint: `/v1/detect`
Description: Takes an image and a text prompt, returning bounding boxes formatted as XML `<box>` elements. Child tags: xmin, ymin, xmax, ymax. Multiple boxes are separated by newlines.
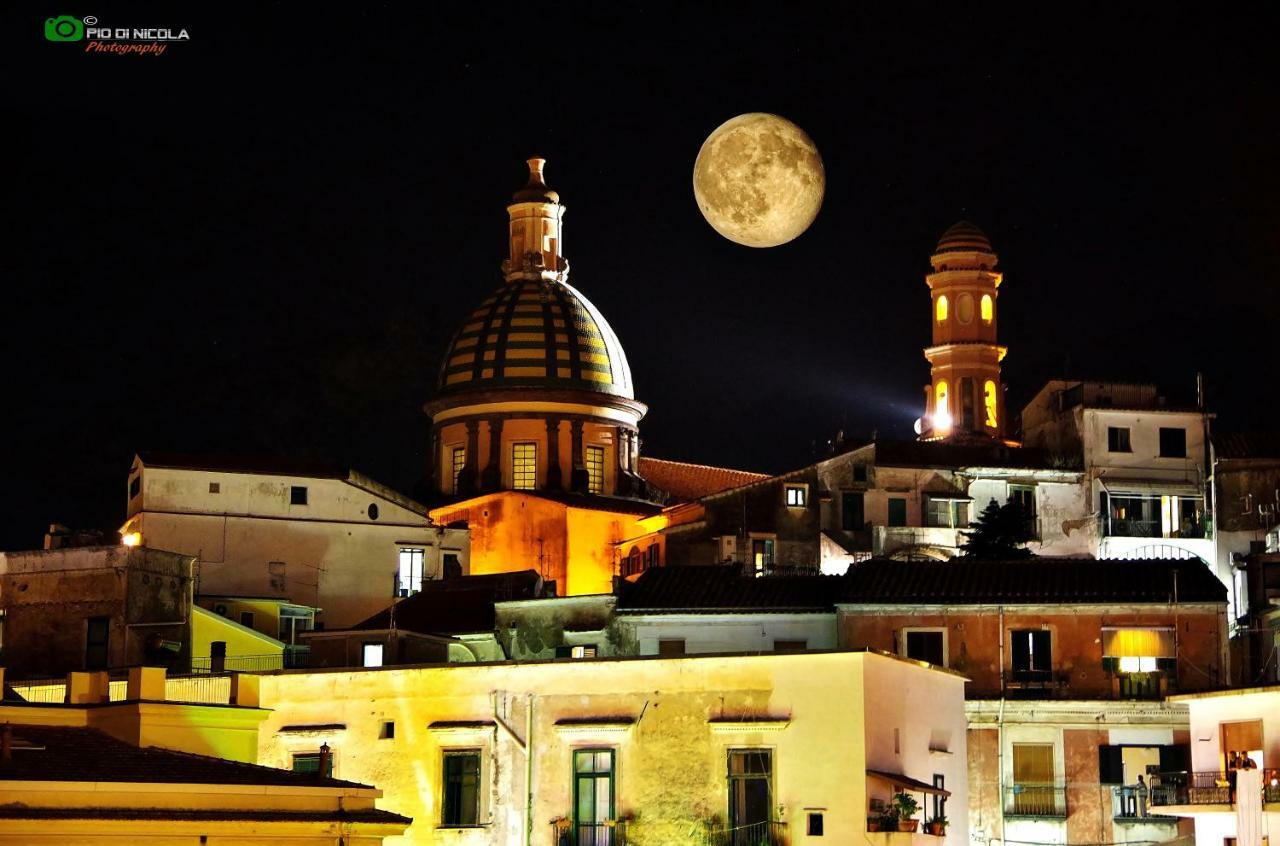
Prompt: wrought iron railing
<box><xmin>1004</xmin><ymin>784</ymin><xmax>1067</xmax><ymax>817</ymax></box>
<box><xmin>1148</xmin><ymin>770</ymin><xmax>1279</xmax><ymax>806</ymax></box>
<box><xmin>1111</xmin><ymin>786</ymin><xmax>1178</xmax><ymax>820</ymax></box>
<box><xmin>704</xmin><ymin>820</ymin><xmax>788</xmax><ymax>846</ymax></box>
<box><xmin>186</xmin><ymin>653</ymin><xmax>285</xmax><ymax>674</ymax></box>
<box><xmin>551</xmin><ymin>819</ymin><xmax>628</xmax><ymax>846</ymax></box>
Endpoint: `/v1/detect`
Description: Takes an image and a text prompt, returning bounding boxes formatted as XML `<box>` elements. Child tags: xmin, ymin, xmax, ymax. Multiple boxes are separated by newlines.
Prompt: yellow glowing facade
<box><xmin>922</xmin><ymin>221</ymin><xmax>1008</xmax><ymax>440</ymax></box>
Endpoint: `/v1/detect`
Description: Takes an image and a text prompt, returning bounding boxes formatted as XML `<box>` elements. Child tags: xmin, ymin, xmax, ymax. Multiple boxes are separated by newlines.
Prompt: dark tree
<box><xmin>958</xmin><ymin>498</ymin><xmax>1034</xmax><ymax>559</ymax></box>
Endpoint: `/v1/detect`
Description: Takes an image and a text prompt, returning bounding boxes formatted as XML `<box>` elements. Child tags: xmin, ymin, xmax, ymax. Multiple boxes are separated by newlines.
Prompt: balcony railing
<box><xmin>1111</xmin><ymin>787</ymin><xmax>1178</xmax><ymax>822</ymax></box>
<box><xmin>551</xmin><ymin>819</ymin><xmax>628</xmax><ymax>846</ymax></box>
<box><xmin>185</xmin><ymin>653</ymin><xmax>285</xmax><ymax>674</ymax></box>
<box><xmin>1103</xmin><ymin>516</ymin><xmax>1207</xmax><ymax>539</ymax></box>
<box><xmin>1004</xmin><ymin>784</ymin><xmax>1067</xmax><ymax>818</ymax></box>
<box><xmin>1148</xmin><ymin>770</ymin><xmax>1280</xmax><ymax>806</ymax></box>
<box><xmin>704</xmin><ymin>821</ymin><xmax>788</xmax><ymax>846</ymax></box>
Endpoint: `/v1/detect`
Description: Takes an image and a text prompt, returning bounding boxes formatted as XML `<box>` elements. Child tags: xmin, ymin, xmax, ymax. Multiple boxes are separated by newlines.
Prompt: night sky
<box><xmin>7</xmin><ymin>6</ymin><xmax>1278</xmax><ymax>550</ymax></box>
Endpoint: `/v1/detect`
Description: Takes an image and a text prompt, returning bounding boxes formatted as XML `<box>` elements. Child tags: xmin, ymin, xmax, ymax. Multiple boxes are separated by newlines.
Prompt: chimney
<box><xmin>1</xmin><ymin>723</ymin><xmax>12</xmax><ymax>763</ymax></box>
<box><xmin>318</xmin><ymin>742</ymin><xmax>332</xmax><ymax>779</ymax></box>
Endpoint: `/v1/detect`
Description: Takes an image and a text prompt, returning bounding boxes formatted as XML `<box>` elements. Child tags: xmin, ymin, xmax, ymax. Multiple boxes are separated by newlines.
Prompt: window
<box><xmin>932</xmin><ymin>774</ymin><xmax>947</xmax><ymax>823</ymax></box>
<box><xmin>129</xmin><ymin>475</ymin><xmax>141</xmax><ymax>499</ymax></box>
<box><xmin>1103</xmin><ymin>627</ymin><xmax>1175</xmax><ymax>697</ymax></box>
<box><xmin>1010</xmin><ymin>629</ymin><xmax>1052</xmax><ymax>681</ymax></box>
<box><xmin>751</xmin><ymin>538</ymin><xmax>775</xmax><ymax>575</ymax></box>
<box><xmin>451</xmin><ymin>446</ymin><xmax>466</xmax><ymax>493</ymax></box>
<box><xmin>1012</xmin><ymin>743</ymin><xmax>1057</xmax><ymax>815</ymax></box>
<box><xmin>210</xmin><ymin>641</ymin><xmax>226</xmax><ymax>673</ymax></box>
<box><xmin>511</xmin><ymin>442</ymin><xmax>537</xmax><ymax>490</ymax></box>
<box><xmin>1107</xmin><ymin>426</ymin><xmax>1132</xmax><ymax>453</ymax></box>
<box><xmin>85</xmin><ymin>615</ymin><xmax>110</xmax><ymax>670</ymax></box>
<box><xmin>961</xmin><ymin>376</ymin><xmax>976</xmax><ymax>429</ymax></box>
<box><xmin>240</xmin><ymin>611</ymin><xmax>255</xmax><ymax>629</ymax></box>
<box><xmin>291</xmin><ymin>751</ymin><xmax>333</xmax><ymax>777</ymax></box>
<box><xmin>208</xmin><ymin>482</ymin><xmax>220</xmax><ymax>494</ymax></box>
<box><xmin>442</xmin><ymin>750</ymin><xmax>481</xmax><ymax>827</ymax></box>
<box><xmin>397</xmin><ymin>548</ymin><xmax>425</xmax><ymax>597</ymax></box>
<box><xmin>808</xmin><ymin>812</ymin><xmax>825</xmax><ymax>836</ymax></box>
<box><xmin>841</xmin><ymin>491</ymin><xmax>865</xmax><ymax>530</ymax></box>
<box><xmin>380</xmin><ymin>720</ymin><xmax>395</xmax><ymax>739</ymax></box>
<box><xmin>1159</xmin><ymin>427</ymin><xmax>1187</xmax><ymax>458</ymax></box>
<box><xmin>925</xmin><ymin>497</ymin><xmax>967</xmax><ymax>528</ymax></box>
<box><xmin>784</xmin><ymin>484</ymin><xmax>806</xmax><ymax>507</ymax></box>
<box><xmin>368</xmin><ymin>503</ymin><xmax>379</xmax><ymax>520</ymax></box>
<box><xmin>904</xmin><ymin>629</ymin><xmax>946</xmax><ymax>666</ymax></box>
<box><xmin>936</xmin><ymin>295</ymin><xmax>948</xmax><ymax>322</ymax></box>
<box><xmin>981</xmin><ymin>293</ymin><xmax>993</xmax><ymax>323</ymax></box>
<box><xmin>728</xmin><ymin>750</ymin><xmax>773</xmax><ymax>831</ymax></box>
<box><xmin>362</xmin><ymin>642</ymin><xmax>384</xmax><ymax>668</ymax></box>
<box><xmin>1008</xmin><ymin>485</ymin><xmax>1035</xmax><ymax>517</ymax></box>
<box><xmin>935</xmin><ymin>381</ymin><xmax>949</xmax><ymax>423</ymax></box>
<box><xmin>290</xmin><ymin>485</ymin><xmax>308</xmax><ymax>505</ymax></box>
<box><xmin>658</xmin><ymin>639</ymin><xmax>685</xmax><ymax>657</ymax></box>
<box><xmin>773</xmin><ymin>639</ymin><xmax>807</xmax><ymax>652</ymax></box>
<box><xmin>852</xmin><ymin>464</ymin><xmax>868</xmax><ymax>483</ymax></box>
<box><xmin>646</xmin><ymin>543</ymin><xmax>660</xmax><ymax>570</ymax></box>
<box><xmin>443</xmin><ymin>552</ymin><xmax>462</xmax><ymax>579</ymax></box>
<box><xmin>555</xmin><ymin>645</ymin><xmax>598</xmax><ymax>659</ymax></box>
<box><xmin>888</xmin><ymin>498</ymin><xmax>908</xmax><ymax>527</ymax></box>
<box><xmin>585</xmin><ymin>445</ymin><xmax>605</xmax><ymax>495</ymax></box>
<box><xmin>574</xmin><ymin>750</ymin><xmax>615</xmax><ymax>841</ymax></box>
<box><xmin>983</xmin><ymin>380</ymin><xmax>998</xmax><ymax>429</ymax></box>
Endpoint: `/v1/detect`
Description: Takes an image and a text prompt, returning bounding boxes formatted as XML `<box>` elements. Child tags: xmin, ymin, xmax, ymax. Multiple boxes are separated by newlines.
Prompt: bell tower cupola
<box><xmin>920</xmin><ymin>221</ymin><xmax>1007</xmax><ymax>440</ymax></box>
<box><xmin>502</xmin><ymin>157</ymin><xmax>568</xmax><ymax>284</ymax></box>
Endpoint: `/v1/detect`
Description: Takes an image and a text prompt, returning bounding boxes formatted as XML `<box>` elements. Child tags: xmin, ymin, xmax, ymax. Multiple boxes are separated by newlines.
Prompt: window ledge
<box><xmin>708</xmin><ymin>717</ymin><xmax>791</xmax><ymax>733</ymax></box>
<box><xmin>436</xmin><ymin>823</ymin><xmax>492</xmax><ymax>830</ymax></box>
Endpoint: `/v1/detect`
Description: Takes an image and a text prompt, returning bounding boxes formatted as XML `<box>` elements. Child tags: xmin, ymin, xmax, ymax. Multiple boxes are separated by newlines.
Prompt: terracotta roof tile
<box><xmin>638</xmin><ymin>457</ymin><xmax>770</xmax><ymax>502</ymax></box>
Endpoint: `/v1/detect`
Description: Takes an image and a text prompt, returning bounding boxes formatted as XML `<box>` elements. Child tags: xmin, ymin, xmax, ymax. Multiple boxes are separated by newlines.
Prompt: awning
<box><xmin>867</xmin><ymin>769</ymin><xmax>951</xmax><ymax>797</ymax></box>
<box><xmin>1101</xmin><ymin>627</ymin><xmax>1175</xmax><ymax>658</ymax></box>
<box><xmin>1098</xmin><ymin>477</ymin><xmax>1202</xmax><ymax>497</ymax></box>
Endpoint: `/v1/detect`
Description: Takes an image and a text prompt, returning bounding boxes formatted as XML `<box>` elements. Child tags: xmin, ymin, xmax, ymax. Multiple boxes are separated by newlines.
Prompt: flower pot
<box><xmin>898</xmin><ymin>820</ymin><xmax>920</xmax><ymax>833</ymax></box>
<box><xmin>867</xmin><ymin>820</ymin><xmax>882</xmax><ymax>832</ymax></box>
<box><xmin>925</xmin><ymin>822</ymin><xmax>946</xmax><ymax>835</ymax></box>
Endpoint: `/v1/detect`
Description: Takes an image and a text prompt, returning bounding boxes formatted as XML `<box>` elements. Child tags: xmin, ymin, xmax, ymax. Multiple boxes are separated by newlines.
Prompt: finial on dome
<box><xmin>512</xmin><ymin>156</ymin><xmax>560</xmax><ymax>204</ymax></box>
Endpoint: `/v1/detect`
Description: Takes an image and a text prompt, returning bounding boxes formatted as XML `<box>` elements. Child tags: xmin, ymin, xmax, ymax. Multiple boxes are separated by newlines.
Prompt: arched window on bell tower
<box><xmin>983</xmin><ymin>380</ymin><xmax>998</xmax><ymax>429</ymax></box>
<box><xmin>935</xmin><ymin>381</ymin><xmax>951</xmax><ymax>431</ymax></box>
<box><xmin>981</xmin><ymin>294</ymin><xmax>994</xmax><ymax>324</ymax></box>
<box><xmin>936</xmin><ymin>295</ymin><xmax>948</xmax><ymax>323</ymax></box>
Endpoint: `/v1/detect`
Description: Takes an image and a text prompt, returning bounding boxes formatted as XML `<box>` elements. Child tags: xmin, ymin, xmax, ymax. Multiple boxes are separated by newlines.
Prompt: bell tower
<box><xmin>921</xmin><ymin>221</ymin><xmax>1007</xmax><ymax>440</ymax></box>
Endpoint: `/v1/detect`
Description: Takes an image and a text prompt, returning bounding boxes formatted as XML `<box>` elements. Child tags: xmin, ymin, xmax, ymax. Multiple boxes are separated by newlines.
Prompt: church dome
<box><xmin>437</xmin><ymin>277</ymin><xmax>635</xmax><ymax>399</ymax></box>
<box><xmin>935</xmin><ymin>220</ymin><xmax>993</xmax><ymax>254</ymax></box>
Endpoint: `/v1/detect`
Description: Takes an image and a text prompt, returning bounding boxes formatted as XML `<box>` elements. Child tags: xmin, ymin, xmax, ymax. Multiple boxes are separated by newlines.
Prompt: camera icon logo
<box><xmin>44</xmin><ymin>15</ymin><xmax>84</xmax><ymax>41</ymax></box>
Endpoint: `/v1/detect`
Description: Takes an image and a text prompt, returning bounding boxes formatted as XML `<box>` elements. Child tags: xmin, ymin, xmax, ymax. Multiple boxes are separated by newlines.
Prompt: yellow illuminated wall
<box><xmin>191</xmin><ymin>606</ymin><xmax>285</xmax><ymax>662</ymax></box>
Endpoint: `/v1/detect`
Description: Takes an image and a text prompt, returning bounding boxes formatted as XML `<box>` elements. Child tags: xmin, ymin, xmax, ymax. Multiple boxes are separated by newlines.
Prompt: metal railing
<box><xmin>185</xmin><ymin>653</ymin><xmax>284</xmax><ymax>674</ymax></box>
<box><xmin>704</xmin><ymin>820</ymin><xmax>788</xmax><ymax>846</ymax></box>
<box><xmin>1004</xmin><ymin>784</ymin><xmax>1067</xmax><ymax>818</ymax></box>
<box><xmin>551</xmin><ymin>820</ymin><xmax>628</xmax><ymax>846</ymax></box>
<box><xmin>1111</xmin><ymin>786</ymin><xmax>1178</xmax><ymax>821</ymax></box>
<box><xmin>1149</xmin><ymin>770</ymin><xmax>1280</xmax><ymax>806</ymax></box>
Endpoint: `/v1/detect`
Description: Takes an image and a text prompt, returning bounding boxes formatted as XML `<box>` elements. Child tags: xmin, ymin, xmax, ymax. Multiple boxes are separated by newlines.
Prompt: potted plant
<box><xmin>893</xmin><ymin>792</ymin><xmax>920</xmax><ymax>832</ymax></box>
<box><xmin>925</xmin><ymin>814</ymin><xmax>948</xmax><ymax>836</ymax></box>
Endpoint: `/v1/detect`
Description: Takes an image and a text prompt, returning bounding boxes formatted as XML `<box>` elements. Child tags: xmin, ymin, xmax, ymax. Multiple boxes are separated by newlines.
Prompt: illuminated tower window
<box><xmin>935</xmin><ymin>380</ymin><xmax>950</xmax><ymax>429</ymax></box>
<box><xmin>981</xmin><ymin>294</ymin><xmax>993</xmax><ymax>323</ymax></box>
<box><xmin>984</xmin><ymin>380</ymin><xmax>998</xmax><ymax>428</ymax></box>
<box><xmin>450</xmin><ymin>446</ymin><xmax>466</xmax><ymax>493</ymax></box>
<box><xmin>512</xmin><ymin>443</ymin><xmax>537</xmax><ymax>490</ymax></box>
<box><xmin>936</xmin><ymin>295</ymin><xmax>948</xmax><ymax>322</ymax></box>
<box><xmin>585</xmin><ymin>445</ymin><xmax>605</xmax><ymax>494</ymax></box>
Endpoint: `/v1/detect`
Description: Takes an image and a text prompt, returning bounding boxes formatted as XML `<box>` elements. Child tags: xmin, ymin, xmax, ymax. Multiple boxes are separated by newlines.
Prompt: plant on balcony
<box><xmin>957</xmin><ymin>499</ymin><xmax>1033</xmax><ymax>559</ymax></box>
<box><xmin>925</xmin><ymin>814</ymin><xmax>948</xmax><ymax>835</ymax></box>
<box><xmin>892</xmin><ymin>792</ymin><xmax>920</xmax><ymax>832</ymax></box>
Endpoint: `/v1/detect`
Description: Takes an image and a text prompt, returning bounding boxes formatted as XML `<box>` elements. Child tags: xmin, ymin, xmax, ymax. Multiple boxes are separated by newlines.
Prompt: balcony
<box><xmin>1102</xmin><ymin>515</ymin><xmax>1207</xmax><ymax>540</ymax></box>
<box><xmin>873</xmin><ymin>526</ymin><xmax>959</xmax><ymax>557</ymax></box>
<box><xmin>551</xmin><ymin>819</ymin><xmax>629</xmax><ymax>846</ymax></box>
<box><xmin>704</xmin><ymin>821</ymin><xmax>788</xmax><ymax>846</ymax></box>
<box><xmin>1001</xmin><ymin>670</ymin><xmax>1070</xmax><ymax>698</ymax></box>
<box><xmin>1004</xmin><ymin>784</ymin><xmax>1067</xmax><ymax>818</ymax></box>
<box><xmin>1111</xmin><ymin>787</ymin><xmax>1179</xmax><ymax>823</ymax></box>
<box><xmin>1149</xmin><ymin>770</ymin><xmax>1280</xmax><ymax>808</ymax></box>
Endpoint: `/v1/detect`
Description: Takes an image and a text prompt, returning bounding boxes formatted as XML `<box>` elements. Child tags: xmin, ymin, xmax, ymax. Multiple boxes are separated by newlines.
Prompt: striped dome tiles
<box><xmin>935</xmin><ymin>220</ymin><xmax>993</xmax><ymax>254</ymax></box>
<box><xmin>439</xmin><ymin>278</ymin><xmax>634</xmax><ymax>400</ymax></box>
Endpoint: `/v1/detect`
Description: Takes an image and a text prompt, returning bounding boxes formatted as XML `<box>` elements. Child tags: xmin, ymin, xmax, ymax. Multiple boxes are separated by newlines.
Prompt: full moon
<box><xmin>693</xmin><ymin>113</ymin><xmax>825</xmax><ymax>248</ymax></box>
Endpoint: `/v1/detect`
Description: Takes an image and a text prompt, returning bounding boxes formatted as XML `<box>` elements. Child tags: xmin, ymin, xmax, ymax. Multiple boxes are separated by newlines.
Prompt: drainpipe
<box><xmin>525</xmin><ymin>694</ymin><xmax>534</xmax><ymax>846</ymax></box>
<box><xmin>997</xmin><ymin>605</ymin><xmax>1006</xmax><ymax>846</ymax></box>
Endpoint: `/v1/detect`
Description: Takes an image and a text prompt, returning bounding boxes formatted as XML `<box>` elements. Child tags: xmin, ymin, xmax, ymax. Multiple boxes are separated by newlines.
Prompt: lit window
<box><xmin>936</xmin><ymin>295</ymin><xmax>948</xmax><ymax>322</ymax></box>
<box><xmin>556</xmin><ymin>645</ymin><xmax>598</xmax><ymax>658</ymax></box>
<box><xmin>981</xmin><ymin>294</ymin><xmax>993</xmax><ymax>323</ymax></box>
<box><xmin>585</xmin><ymin>445</ymin><xmax>605</xmax><ymax>494</ymax></box>
<box><xmin>362</xmin><ymin>642</ymin><xmax>383</xmax><ymax>668</ymax></box>
<box><xmin>512</xmin><ymin>443</ymin><xmax>537</xmax><ymax>490</ymax></box>
<box><xmin>935</xmin><ymin>381</ymin><xmax>950</xmax><ymax>428</ymax></box>
<box><xmin>1118</xmin><ymin>656</ymin><xmax>1159</xmax><ymax>673</ymax></box>
<box><xmin>983</xmin><ymin>380</ymin><xmax>998</xmax><ymax>428</ymax></box>
<box><xmin>397</xmin><ymin>547</ymin><xmax>424</xmax><ymax>597</ymax></box>
<box><xmin>451</xmin><ymin>446</ymin><xmax>466</xmax><ymax>493</ymax></box>
<box><xmin>751</xmin><ymin>538</ymin><xmax>775</xmax><ymax>576</ymax></box>
<box><xmin>784</xmin><ymin>484</ymin><xmax>806</xmax><ymax>507</ymax></box>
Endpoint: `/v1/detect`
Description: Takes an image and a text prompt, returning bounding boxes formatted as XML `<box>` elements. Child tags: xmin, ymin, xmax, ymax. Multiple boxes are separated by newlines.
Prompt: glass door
<box><xmin>574</xmin><ymin>749</ymin><xmax>614</xmax><ymax>846</ymax></box>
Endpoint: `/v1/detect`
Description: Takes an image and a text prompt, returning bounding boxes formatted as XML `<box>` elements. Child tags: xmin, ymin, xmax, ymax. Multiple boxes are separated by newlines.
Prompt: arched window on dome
<box><xmin>936</xmin><ymin>295</ymin><xmax>948</xmax><ymax>323</ymax></box>
<box><xmin>934</xmin><ymin>381</ymin><xmax>951</xmax><ymax>430</ymax></box>
<box><xmin>984</xmin><ymin>380</ymin><xmax>998</xmax><ymax>429</ymax></box>
<box><xmin>981</xmin><ymin>294</ymin><xmax>994</xmax><ymax>324</ymax></box>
